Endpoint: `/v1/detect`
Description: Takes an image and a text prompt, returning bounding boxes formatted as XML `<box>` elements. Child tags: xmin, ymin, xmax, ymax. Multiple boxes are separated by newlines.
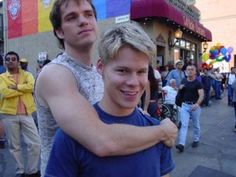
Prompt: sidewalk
<box><xmin>172</xmin><ymin>93</ymin><xmax>236</xmax><ymax>177</ymax></box>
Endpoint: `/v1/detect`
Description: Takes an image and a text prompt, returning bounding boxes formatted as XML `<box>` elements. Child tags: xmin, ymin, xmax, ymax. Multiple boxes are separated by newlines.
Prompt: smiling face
<box><xmin>56</xmin><ymin>0</ymin><xmax>98</xmax><ymax>50</ymax></box>
<box><xmin>98</xmin><ymin>46</ymin><xmax>149</xmax><ymax>116</ymax></box>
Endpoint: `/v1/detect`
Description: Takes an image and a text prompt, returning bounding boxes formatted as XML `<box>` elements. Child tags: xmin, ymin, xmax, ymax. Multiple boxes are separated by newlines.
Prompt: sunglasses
<box><xmin>5</xmin><ymin>57</ymin><xmax>17</xmax><ymax>62</ymax></box>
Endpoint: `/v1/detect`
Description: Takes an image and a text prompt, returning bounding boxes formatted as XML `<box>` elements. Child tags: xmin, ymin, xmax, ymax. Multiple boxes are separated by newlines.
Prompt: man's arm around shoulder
<box><xmin>36</xmin><ymin>64</ymin><xmax>177</xmax><ymax>156</ymax></box>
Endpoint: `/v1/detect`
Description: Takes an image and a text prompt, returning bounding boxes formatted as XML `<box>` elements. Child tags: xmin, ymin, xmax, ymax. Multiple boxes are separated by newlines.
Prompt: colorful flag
<box><xmin>21</xmin><ymin>0</ymin><xmax>38</xmax><ymax>36</ymax></box>
<box><xmin>38</xmin><ymin>0</ymin><xmax>54</xmax><ymax>33</ymax></box>
<box><xmin>7</xmin><ymin>0</ymin><xmax>22</xmax><ymax>38</ymax></box>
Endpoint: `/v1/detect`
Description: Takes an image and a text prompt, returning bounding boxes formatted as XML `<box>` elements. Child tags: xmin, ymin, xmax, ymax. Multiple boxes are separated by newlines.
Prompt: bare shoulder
<box><xmin>35</xmin><ymin>64</ymin><xmax>79</xmax><ymax>106</ymax></box>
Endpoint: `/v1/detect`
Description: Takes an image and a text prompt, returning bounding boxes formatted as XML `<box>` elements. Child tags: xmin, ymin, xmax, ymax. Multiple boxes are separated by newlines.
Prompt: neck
<box><xmin>99</xmin><ymin>98</ymin><xmax>134</xmax><ymax>117</ymax></box>
<box><xmin>65</xmin><ymin>45</ymin><xmax>94</xmax><ymax>66</ymax></box>
<box><xmin>187</xmin><ymin>75</ymin><xmax>195</xmax><ymax>81</ymax></box>
<box><xmin>8</xmin><ymin>68</ymin><xmax>19</xmax><ymax>74</ymax></box>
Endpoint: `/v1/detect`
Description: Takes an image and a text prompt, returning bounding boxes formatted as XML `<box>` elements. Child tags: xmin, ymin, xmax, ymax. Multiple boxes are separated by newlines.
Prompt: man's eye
<box><xmin>66</xmin><ymin>16</ymin><xmax>76</xmax><ymax>21</ymax></box>
<box><xmin>86</xmin><ymin>13</ymin><xmax>94</xmax><ymax>17</ymax></box>
<box><xmin>117</xmin><ymin>69</ymin><xmax>127</xmax><ymax>73</ymax></box>
<box><xmin>138</xmin><ymin>70</ymin><xmax>147</xmax><ymax>74</ymax></box>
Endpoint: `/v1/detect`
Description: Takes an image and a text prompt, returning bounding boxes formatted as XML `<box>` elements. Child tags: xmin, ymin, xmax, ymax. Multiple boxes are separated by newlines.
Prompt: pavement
<box><xmin>0</xmin><ymin>91</ymin><xmax>236</xmax><ymax>177</ymax></box>
<box><xmin>172</xmin><ymin>92</ymin><xmax>236</xmax><ymax>177</ymax></box>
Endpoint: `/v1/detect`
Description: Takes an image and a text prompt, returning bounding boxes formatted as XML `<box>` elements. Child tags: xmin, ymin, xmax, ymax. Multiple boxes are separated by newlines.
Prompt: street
<box><xmin>172</xmin><ymin>92</ymin><xmax>236</xmax><ymax>177</ymax></box>
<box><xmin>0</xmin><ymin>93</ymin><xmax>236</xmax><ymax>177</ymax></box>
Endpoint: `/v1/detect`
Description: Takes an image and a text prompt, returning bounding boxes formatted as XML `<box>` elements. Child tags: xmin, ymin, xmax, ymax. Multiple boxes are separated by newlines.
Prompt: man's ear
<box><xmin>55</xmin><ymin>28</ymin><xmax>64</xmax><ymax>39</ymax></box>
<box><xmin>96</xmin><ymin>59</ymin><xmax>104</xmax><ymax>75</ymax></box>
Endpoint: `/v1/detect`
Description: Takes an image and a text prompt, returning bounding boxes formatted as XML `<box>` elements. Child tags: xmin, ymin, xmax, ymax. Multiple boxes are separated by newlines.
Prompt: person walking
<box><xmin>175</xmin><ymin>64</ymin><xmax>204</xmax><ymax>152</ymax></box>
<box><xmin>35</xmin><ymin>0</ymin><xmax>177</xmax><ymax>175</ymax></box>
<box><xmin>0</xmin><ymin>51</ymin><xmax>40</xmax><ymax>177</ymax></box>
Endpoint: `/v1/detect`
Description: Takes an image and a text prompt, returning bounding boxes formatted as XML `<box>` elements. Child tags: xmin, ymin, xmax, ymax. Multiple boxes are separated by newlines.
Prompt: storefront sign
<box><xmin>183</xmin><ymin>15</ymin><xmax>206</xmax><ymax>37</ymax></box>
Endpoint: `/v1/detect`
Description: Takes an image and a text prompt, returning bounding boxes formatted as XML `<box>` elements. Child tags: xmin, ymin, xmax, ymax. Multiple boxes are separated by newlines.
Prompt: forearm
<box><xmin>100</xmin><ymin>123</ymin><xmax>167</xmax><ymax>156</ymax></box>
<box><xmin>0</xmin><ymin>88</ymin><xmax>23</xmax><ymax>98</ymax></box>
<box><xmin>196</xmin><ymin>93</ymin><xmax>204</xmax><ymax>105</ymax></box>
<box><xmin>59</xmin><ymin>115</ymin><xmax>167</xmax><ymax>157</ymax></box>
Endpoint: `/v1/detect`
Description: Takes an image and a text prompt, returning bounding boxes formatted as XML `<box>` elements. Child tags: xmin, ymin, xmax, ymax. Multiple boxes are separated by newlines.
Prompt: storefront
<box><xmin>131</xmin><ymin>0</ymin><xmax>212</xmax><ymax>67</ymax></box>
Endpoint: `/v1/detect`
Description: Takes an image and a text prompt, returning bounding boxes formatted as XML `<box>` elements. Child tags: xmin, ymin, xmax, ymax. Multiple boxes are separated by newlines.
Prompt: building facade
<box><xmin>3</xmin><ymin>0</ymin><xmax>211</xmax><ymax>75</ymax></box>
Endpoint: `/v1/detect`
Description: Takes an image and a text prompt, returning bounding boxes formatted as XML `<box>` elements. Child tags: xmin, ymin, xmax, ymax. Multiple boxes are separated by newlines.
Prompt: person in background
<box><xmin>231</xmin><ymin>79</ymin><xmax>236</xmax><ymax>132</ymax></box>
<box><xmin>175</xmin><ymin>64</ymin><xmax>204</xmax><ymax>153</ymax></box>
<box><xmin>142</xmin><ymin>65</ymin><xmax>159</xmax><ymax>118</ymax></box>
<box><xmin>0</xmin><ymin>55</ymin><xmax>6</xmax><ymax>149</ymax></box>
<box><xmin>161</xmin><ymin>65</ymin><xmax>170</xmax><ymax>87</ymax></box>
<box><xmin>156</xmin><ymin>59</ymin><xmax>161</xmax><ymax>72</ymax></box>
<box><xmin>226</xmin><ymin>67</ymin><xmax>236</xmax><ymax>106</ymax></box>
<box><xmin>0</xmin><ymin>51</ymin><xmax>40</xmax><ymax>177</ymax></box>
<box><xmin>19</xmin><ymin>58</ymin><xmax>29</xmax><ymax>71</ymax></box>
<box><xmin>162</xmin><ymin>79</ymin><xmax>178</xmax><ymax>106</ymax></box>
<box><xmin>201</xmin><ymin>68</ymin><xmax>212</xmax><ymax>107</ymax></box>
<box><xmin>166</xmin><ymin>60</ymin><xmax>185</xmax><ymax>88</ymax></box>
<box><xmin>45</xmin><ymin>22</ymin><xmax>175</xmax><ymax>177</ymax></box>
<box><xmin>0</xmin><ymin>55</ymin><xmax>6</xmax><ymax>73</ymax></box>
<box><xmin>35</xmin><ymin>0</ymin><xmax>177</xmax><ymax>175</ymax></box>
<box><xmin>213</xmin><ymin>68</ymin><xmax>223</xmax><ymax>99</ymax></box>
<box><xmin>43</xmin><ymin>59</ymin><xmax>51</xmax><ymax>67</ymax></box>
<box><xmin>154</xmin><ymin>66</ymin><xmax>163</xmax><ymax>94</ymax></box>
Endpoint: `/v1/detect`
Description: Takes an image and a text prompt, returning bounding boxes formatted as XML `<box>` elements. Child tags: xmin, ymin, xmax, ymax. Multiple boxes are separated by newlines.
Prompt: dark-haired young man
<box><xmin>0</xmin><ymin>51</ymin><xmax>40</xmax><ymax>177</ymax></box>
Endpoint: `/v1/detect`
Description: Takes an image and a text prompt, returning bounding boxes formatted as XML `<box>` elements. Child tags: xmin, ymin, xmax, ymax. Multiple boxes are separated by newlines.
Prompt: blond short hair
<box><xmin>98</xmin><ymin>22</ymin><xmax>156</xmax><ymax>64</ymax></box>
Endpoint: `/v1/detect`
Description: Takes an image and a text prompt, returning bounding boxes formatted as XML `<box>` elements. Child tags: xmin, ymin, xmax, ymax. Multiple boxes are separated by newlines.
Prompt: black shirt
<box><xmin>181</xmin><ymin>78</ymin><xmax>203</xmax><ymax>103</ymax></box>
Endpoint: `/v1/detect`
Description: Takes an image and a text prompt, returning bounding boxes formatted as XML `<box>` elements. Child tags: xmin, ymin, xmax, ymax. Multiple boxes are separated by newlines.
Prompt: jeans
<box><xmin>204</xmin><ymin>89</ymin><xmax>210</xmax><ymax>106</ymax></box>
<box><xmin>214</xmin><ymin>80</ymin><xmax>222</xmax><ymax>99</ymax></box>
<box><xmin>228</xmin><ymin>85</ymin><xmax>233</xmax><ymax>104</ymax></box>
<box><xmin>2</xmin><ymin>114</ymin><xmax>41</xmax><ymax>174</ymax></box>
<box><xmin>178</xmin><ymin>103</ymin><xmax>201</xmax><ymax>146</ymax></box>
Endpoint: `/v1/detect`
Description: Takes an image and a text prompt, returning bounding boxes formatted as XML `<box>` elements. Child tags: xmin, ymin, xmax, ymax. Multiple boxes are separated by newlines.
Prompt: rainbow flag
<box><xmin>7</xmin><ymin>0</ymin><xmax>54</xmax><ymax>39</ymax></box>
<box><xmin>7</xmin><ymin>0</ymin><xmax>130</xmax><ymax>39</ymax></box>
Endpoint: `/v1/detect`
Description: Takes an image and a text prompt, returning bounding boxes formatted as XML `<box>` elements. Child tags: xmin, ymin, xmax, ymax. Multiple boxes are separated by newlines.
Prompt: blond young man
<box><xmin>35</xmin><ymin>0</ymin><xmax>177</xmax><ymax>175</ymax></box>
<box><xmin>46</xmin><ymin>22</ymin><xmax>174</xmax><ymax>177</ymax></box>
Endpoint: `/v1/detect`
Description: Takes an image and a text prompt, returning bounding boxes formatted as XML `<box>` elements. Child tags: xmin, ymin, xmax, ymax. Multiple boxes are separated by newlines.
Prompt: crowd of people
<box><xmin>0</xmin><ymin>0</ymin><xmax>235</xmax><ymax>177</ymax></box>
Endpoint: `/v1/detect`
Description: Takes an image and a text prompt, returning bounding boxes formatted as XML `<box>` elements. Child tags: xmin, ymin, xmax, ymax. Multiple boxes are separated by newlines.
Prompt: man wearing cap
<box><xmin>166</xmin><ymin>60</ymin><xmax>185</xmax><ymax>88</ymax></box>
<box><xmin>20</xmin><ymin>58</ymin><xmax>28</xmax><ymax>71</ymax></box>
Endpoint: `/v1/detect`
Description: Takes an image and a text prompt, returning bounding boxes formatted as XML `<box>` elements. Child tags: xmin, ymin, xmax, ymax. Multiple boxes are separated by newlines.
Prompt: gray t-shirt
<box><xmin>35</xmin><ymin>53</ymin><xmax>104</xmax><ymax>176</ymax></box>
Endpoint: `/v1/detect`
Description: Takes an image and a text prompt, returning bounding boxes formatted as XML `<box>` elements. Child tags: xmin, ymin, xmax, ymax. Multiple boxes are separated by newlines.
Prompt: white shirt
<box><xmin>154</xmin><ymin>69</ymin><xmax>161</xmax><ymax>80</ymax></box>
<box><xmin>162</xmin><ymin>86</ymin><xmax>177</xmax><ymax>105</ymax></box>
<box><xmin>228</xmin><ymin>73</ymin><xmax>236</xmax><ymax>85</ymax></box>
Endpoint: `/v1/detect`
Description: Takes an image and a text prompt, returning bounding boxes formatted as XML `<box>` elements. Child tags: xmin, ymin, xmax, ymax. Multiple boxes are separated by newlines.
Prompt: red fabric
<box><xmin>7</xmin><ymin>0</ymin><xmax>22</xmax><ymax>38</ymax></box>
<box><xmin>7</xmin><ymin>0</ymin><xmax>38</xmax><ymax>39</ymax></box>
<box><xmin>21</xmin><ymin>0</ymin><xmax>38</xmax><ymax>36</ymax></box>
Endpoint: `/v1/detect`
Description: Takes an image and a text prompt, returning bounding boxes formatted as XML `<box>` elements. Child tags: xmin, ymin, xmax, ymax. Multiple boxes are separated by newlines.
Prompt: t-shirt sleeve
<box><xmin>196</xmin><ymin>80</ymin><xmax>203</xmax><ymax>90</ymax></box>
<box><xmin>160</xmin><ymin>144</ymin><xmax>175</xmax><ymax>176</ymax></box>
<box><xmin>45</xmin><ymin>129</ymin><xmax>81</xmax><ymax>177</ymax></box>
